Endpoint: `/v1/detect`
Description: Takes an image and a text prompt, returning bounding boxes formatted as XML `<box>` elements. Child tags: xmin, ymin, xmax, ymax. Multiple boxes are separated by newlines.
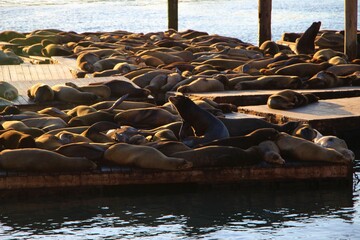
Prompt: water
<box><xmin>0</xmin><ymin>0</ymin><xmax>351</xmax><ymax>45</ymax></box>
<box><xmin>0</xmin><ymin>0</ymin><xmax>360</xmax><ymax>239</ymax></box>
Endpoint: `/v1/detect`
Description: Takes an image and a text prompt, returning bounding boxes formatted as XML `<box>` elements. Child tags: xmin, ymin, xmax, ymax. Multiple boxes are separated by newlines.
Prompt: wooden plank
<box><xmin>344</xmin><ymin>0</ymin><xmax>358</xmax><ymax>60</ymax></box>
<box><xmin>0</xmin><ymin>163</ymin><xmax>352</xmax><ymax>190</ymax></box>
<box><xmin>258</xmin><ymin>0</ymin><xmax>272</xmax><ymax>45</ymax></box>
<box><xmin>238</xmin><ymin>96</ymin><xmax>360</xmax><ymax>134</ymax></box>
<box><xmin>168</xmin><ymin>0</ymin><xmax>178</xmax><ymax>30</ymax></box>
<box><xmin>29</xmin><ymin>65</ymin><xmax>40</xmax><ymax>81</ymax></box>
<box><xmin>52</xmin><ymin>56</ymin><xmax>78</xmax><ymax>71</ymax></box>
<box><xmin>168</xmin><ymin>87</ymin><xmax>360</xmax><ymax>106</ymax></box>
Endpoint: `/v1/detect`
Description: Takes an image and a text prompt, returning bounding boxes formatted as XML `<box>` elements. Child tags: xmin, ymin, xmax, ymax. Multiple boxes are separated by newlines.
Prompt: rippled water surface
<box><xmin>0</xmin><ymin>1</ymin><xmax>360</xmax><ymax>239</ymax></box>
<box><xmin>0</xmin><ymin>0</ymin><xmax>353</xmax><ymax>44</ymax></box>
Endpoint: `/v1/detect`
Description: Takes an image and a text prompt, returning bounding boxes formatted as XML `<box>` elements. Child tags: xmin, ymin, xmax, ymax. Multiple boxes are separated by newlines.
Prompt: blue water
<box><xmin>0</xmin><ymin>1</ymin><xmax>360</xmax><ymax>239</ymax></box>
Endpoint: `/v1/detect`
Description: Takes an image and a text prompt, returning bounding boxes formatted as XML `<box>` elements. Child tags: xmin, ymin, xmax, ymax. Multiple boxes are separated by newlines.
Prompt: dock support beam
<box><xmin>258</xmin><ymin>0</ymin><xmax>272</xmax><ymax>46</ymax></box>
<box><xmin>168</xmin><ymin>0</ymin><xmax>178</xmax><ymax>31</ymax></box>
<box><xmin>344</xmin><ymin>0</ymin><xmax>358</xmax><ymax>60</ymax></box>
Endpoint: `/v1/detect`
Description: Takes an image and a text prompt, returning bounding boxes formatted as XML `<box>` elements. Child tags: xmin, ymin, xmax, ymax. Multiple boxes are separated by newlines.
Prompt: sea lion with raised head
<box><xmin>169</xmin><ymin>95</ymin><xmax>229</xmax><ymax>147</ymax></box>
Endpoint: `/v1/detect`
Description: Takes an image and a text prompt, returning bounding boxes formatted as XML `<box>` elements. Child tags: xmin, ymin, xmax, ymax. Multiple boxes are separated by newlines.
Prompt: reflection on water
<box><xmin>0</xmin><ymin>185</ymin><xmax>358</xmax><ymax>239</ymax></box>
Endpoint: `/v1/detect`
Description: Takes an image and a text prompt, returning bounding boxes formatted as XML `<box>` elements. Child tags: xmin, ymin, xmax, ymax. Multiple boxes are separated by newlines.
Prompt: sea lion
<box><xmin>114</xmin><ymin>107</ymin><xmax>180</xmax><ymax>129</ymax></box>
<box><xmin>304</xmin><ymin>70</ymin><xmax>352</xmax><ymax>89</ymax></box>
<box><xmin>65</xmin><ymin>82</ymin><xmax>111</xmax><ymax>100</ymax></box>
<box><xmin>41</xmin><ymin>43</ymin><xmax>72</xmax><ymax>57</ymax></box>
<box><xmin>89</xmin><ymin>79</ymin><xmax>150</xmax><ymax>98</ymax></box>
<box><xmin>312</xmin><ymin>48</ymin><xmax>346</xmax><ymax>62</ymax></box>
<box><xmin>146</xmin><ymin>141</ymin><xmax>191</xmax><ymax>156</ymax></box>
<box><xmin>21</xmin><ymin>116</ymin><xmax>68</xmax><ymax>131</ymax></box>
<box><xmin>177</xmin><ymin>77</ymin><xmax>225</xmax><ymax>93</ymax></box>
<box><xmin>27</xmin><ymin>83</ymin><xmax>54</xmax><ymax>103</ymax></box>
<box><xmin>295</xmin><ymin>21</ymin><xmax>321</xmax><ymax>54</ymax></box>
<box><xmin>169</xmin><ymin>95</ymin><xmax>229</xmax><ymax>147</ymax></box>
<box><xmin>66</xmin><ymin>105</ymin><xmax>97</xmax><ymax>117</ymax></box>
<box><xmin>258</xmin><ymin>140</ymin><xmax>285</xmax><ymax>165</ymax></box>
<box><xmin>170</xmin><ymin>145</ymin><xmax>262</xmax><ymax>168</ymax></box>
<box><xmin>218</xmin><ymin>117</ymin><xmax>300</xmax><ymax>137</ymax></box>
<box><xmin>104</xmin><ymin>143</ymin><xmax>192</xmax><ymax>170</ymax></box>
<box><xmin>275</xmin><ymin>62</ymin><xmax>331</xmax><ymax>78</ymax></box>
<box><xmin>0</xmin><ymin>81</ymin><xmax>18</xmax><ymax>101</ymax></box>
<box><xmin>292</xmin><ymin>123</ymin><xmax>317</xmax><ymax>141</ymax></box>
<box><xmin>234</xmin><ymin>75</ymin><xmax>302</xmax><ymax>90</ymax></box>
<box><xmin>259</xmin><ymin>40</ymin><xmax>280</xmax><ymax>55</ymax></box>
<box><xmin>275</xmin><ymin>132</ymin><xmax>350</xmax><ymax>163</ymax></box>
<box><xmin>91</xmin><ymin>100</ymin><xmax>155</xmax><ymax>111</ymax></box>
<box><xmin>0</xmin><ymin>148</ymin><xmax>97</xmax><ymax>172</ymax></box>
<box><xmin>37</xmin><ymin>107</ymin><xmax>71</xmax><ymax>122</ymax></box>
<box><xmin>55</xmin><ymin>142</ymin><xmax>107</xmax><ymax>162</ymax></box>
<box><xmin>52</xmin><ymin>84</ymin><xmax>98</xmax><ymax>104</ymax></box>
<box><xmin>326</xmin><ymin>64</ymin><xmax>360</xmax><ymax>76</ymax></box>
<box><xmin>68</xmin><ymin>111</ymin><xmax>115</xmax><ymax>127</ymax></box>
<box><xmin>82</xmin><ymin>121</ymin><xmax>119</xmax><ymax>143</ymax></box>
<box><xmin>201</xmin><ymin>128</ymin><xmax>280</xmax><ymax>149</ymax></box>
<box><xmin>76</xmin><ymin>52</ymin><xmax>100</xmax><ymax>72</ymax></box>
<box><xmin>0</xmin><ymin>129</ymin><xmax>36</xmax><ymax>149</ymax></box>
<box><xmin>267</xmin><ymin>90</ymin><xmax>319</xmax><ymax>110</ymax></box>
<box><xmin>314</xmin><ymin>135</ymin><xmax>355</xmax><ymax>161</ymax></box>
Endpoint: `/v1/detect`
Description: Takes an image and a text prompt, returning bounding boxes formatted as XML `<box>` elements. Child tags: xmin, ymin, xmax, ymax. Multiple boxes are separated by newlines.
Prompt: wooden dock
<box><xmin>0</xmin><ymin>163</ymin><xmax>352</xmax><ymax>190</ymax></box>
<box><xmin>169</xmin><ymin>87</ymin><xmax>360</xmax><ymax>106</ymax></box>
<box><xmin>238</xmin><ymin>96</ymin><xmax>360</xmax><ymax>134</ymax></box>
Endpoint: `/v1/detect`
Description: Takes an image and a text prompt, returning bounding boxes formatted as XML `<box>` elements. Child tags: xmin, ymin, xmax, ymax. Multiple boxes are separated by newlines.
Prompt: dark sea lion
<box><xmin>114</xmin><ymin>107</ymin><xmax>180</xmax><ymax>129</ymax></box>
<box><xmin>267</xmin><ymin>90</ymin><xmax>319</xmax><ymax>110</ymax></box>
<box><xmin>68</xmin><ymin>111</ymin><xmax>115</xmax><ymax>127</ymax></box>
<box><xmin>218</xmin><ymin>117</ymin><xmax>300</xmax><ymax>137</ymax></box>
<box><xmin>258</xmin><ymin>140</ymin><xmax>285</xmax><ymax>165</ymax></box>
<box><xmin>304</xmin><ymin>70</ymin><xmax>352</xmax><ymax>88</ymax></box>
<box><xmin>82</xmin><ymin>121</ymin><xmax>119</xmax><ymax>143</ymax></box>
<box><xmin>234</xmin><ymin>75</ymin><xmax>302</xmax><ymax>90</ymax></box>
<box><xmin>41</xmin><ymin>44</ymin><xmax>72</xmax><ymax>57</ymax></box>
<box><xmin>76</xmin><ymin>52</ymin><xmax>100</xmax><ymax>72</ymax></box>
<box><xmin>0</xmin><ymin>81</ymin><xmax>18</xmax><ymax>100</ymax></box>
<box><xmin>22</xmin><ymin>117</ymin><xmax>68</xmax><ymax>131</ymax></box>
<box><xmin>259</xmin><ymin>40</ymin><xmax>280</xmax><ymax>55</ymax></box>
<box><xmin>292</xmin><ymin>123</ymin><xmax>317</xmax><ymax>141</ymax></box>
<box><xmin>0</xmin><ymin>129</ymin><xmax>36</xmax><ymax>149</ymax></box>
<box><xmin>326</xmin><ymin>64</ymin><xmax>360</xmax><ymax>76</ymax></box>
<box><xmin>104</xmin><ymin>143</ymin><xmax>192</xmax><ymax>170</ymax></box>
<box><xmin>295</xmin><ymin>21</ymin><xmax>321</xmax><ymax>54</ymax></box>
<box><xmin>146</xmin><ymin>141</ymin><xmax>191</xmax><ymax>156</ymax></box>
<box><xmin>65</xmin><ymin>82</ymin><xmax>111</xmax><ymax>99</ymax></box>
<box><xmin>55</xmin><ymin>142</ymin><xmax>107</xmax><ymax>162</ymax></box>
<box><xmin>66</xmin><ymin>105</ymin><xmax>97</xmax><ymax>117</ymax></box>
<box><xmin>314</xmin><ymin>135</ymin><xmax>355</xmax><ymax>161</ymax></box>
<box><xmin>275</xmin><ymin>133</ymin><xmax>350</xmax><ymax>163</ymax></box>
<box><xmin>201</xmin><ymin>128</ymin><xmax>279</xmax><ymax>149</ymax></box>
<box><xmin>169</xmin><ymin>95</ymin><xmax>229</xmax><ymax>147</ymax></box>
<box><xmin>0</xmin><ymin>30</ymin><xmax>26</xmax><ymax>42</ymax></box>
<box><xmin>89</xmin><ymin>79</ymin><xmax>150</xmax><ymax>98</ymax></box>
<box><xmin>170</xmin><ymin>145</ymin><xmax>262</xmax><ymax>168</ymax></box>
<box><xmin>0</xmin><ymin>148</ymin><xmax>97</xmax><ymax>172</ymax></box>
<box><xmin>177</xmin><ymin>77</ymin><xmax>225</xmax><ymax>93</ymax></box>
<box><xmin>37</xmin><ymin>107</ymin><xmax>71</xmax><ymax>122</ymax></box>
<box><xmin>27</xmin><ymin>83</ymin><xmax>54</xmax><ymax>103</ymax></box>
<box><xmin>275</xmin><ymin>62</ymin><xmax>331</xmax><ymax>78</ymax></box>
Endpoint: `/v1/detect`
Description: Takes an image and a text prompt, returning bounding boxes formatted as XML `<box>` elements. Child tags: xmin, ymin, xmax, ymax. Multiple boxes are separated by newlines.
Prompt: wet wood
<box><xmin>238</xmin><ymin>96</ymin><xmax>360</xmax><ymax>134</ymax></box>
<box><xmin>168</xmin><ymin>0</ymin><xmax>178</xmax><ymax>30</ymax></box>
<box><xmin>0</xmin><ymin>163</ymin><xmax>352</xmax><ymax>190</ymax></box>
<box><xmin>344</xmin><ymin>0</ymin><xmax>358</xmax><ymax>60</ymax></box>
<box><xmin>258</xmin><ymin>0</ymin><xmax>272</xmax><ymax>45</ymax></box>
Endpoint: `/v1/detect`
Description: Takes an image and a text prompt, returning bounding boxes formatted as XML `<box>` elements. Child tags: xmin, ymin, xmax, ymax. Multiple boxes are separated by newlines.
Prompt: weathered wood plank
<box><xmin>238</xmin><ymin>96</ymin><xmax>360</xmax><ymax>134</ymax></box>
<box><xmin>258</xmin><ymin>0</ymin><xmax>272</xmax><ymax>45</ymax></box>
<box><xmin>344</xmin><ymin>0</ymin><xmax>358</xmax><ymax>60</ymax></box>
<box><xmin>0</xmin><ymin>163</ymin><xmax>352</xmax><ymax>190</ymax></box>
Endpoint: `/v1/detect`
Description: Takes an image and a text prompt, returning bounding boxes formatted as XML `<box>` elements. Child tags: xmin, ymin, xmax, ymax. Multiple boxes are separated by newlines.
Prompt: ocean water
<box><xmin>0</xmin><ymin>1</ymin><xmax>360</xmax><ymax>239</ymax></box>
<box><xmin>0</xmin><ymin>0</ymin><xmax>350</xmax><ymax>45</ymax></box>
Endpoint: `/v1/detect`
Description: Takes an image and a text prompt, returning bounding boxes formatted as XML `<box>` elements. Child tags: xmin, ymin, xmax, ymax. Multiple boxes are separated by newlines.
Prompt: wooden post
<box><xmin>344</xmin><ymin>0</ymin><xmax>358</xmax><ymax>60</ymax></box>
<box><xmin>168</xmin><ymin>0</ymin><xmax>178</xmax><ymax>30</ymax></box>
<box><xmin>258</xmin><ymin>0</ymin><xmax>272</xmax><ymax>46</ymax></box>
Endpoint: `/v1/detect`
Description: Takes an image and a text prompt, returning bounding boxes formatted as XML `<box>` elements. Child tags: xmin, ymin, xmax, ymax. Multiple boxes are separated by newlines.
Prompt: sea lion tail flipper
<box><xmin>104</xmin><ymin>94</ymin><xmax>129</xmax><ymax>112</ymax></box>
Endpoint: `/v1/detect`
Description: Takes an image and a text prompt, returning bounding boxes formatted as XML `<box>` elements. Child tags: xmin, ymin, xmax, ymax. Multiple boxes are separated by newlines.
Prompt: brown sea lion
<box><xmin>55</xmin><ymin>142</ymin><xmax>108</xmax><ymax>162</ymax></box>
<box><xmin>275</xmin><ymin>132</ymin><xmax>350</xmax><ymax>163</ymax></box>
<box><xmin>0</xmin><ymin>129</ymin><xmax>36</xmax><ymax>149</ymax></box>
<box><xmin>258</xmin><ymin>140</ymin><xmax>285</xmax><ymax>165</ymax></box>
<box><xmin>218</xmin><ymin>117</ymin><xmax>300</xmax><ymax>137</ymax></box>
<box><xmin>114</xmin><ymin>107</ymin><xmax>180</xmax><ymax>129</ymax></box>
<box><xmin>169</xmin><ymin>95</ymin><xmax>229</xmax><ymax>147</ymax></box>
<box><xmin>234</xmin><ymin>75</ymin><xmax>302</xmax><ymax>90</ymax></box>
<box><xmin>292</xmin><ymin>123</ymin><xmax>317</xmax><ymax>141</ymax></box>
<box><xmin>201</xmin><ymin>128</ymin><xmax>280</xmax><ymax>149</ymax></box>
<box><xmin>267</xmin><ymin>90</ymin><xmax>319</xmax><ymax>110</ymax></box>
<box><xmin>89</xmin><ymin>79</ymin><xmax>150</xmax><ymax>98</ymax></box>
<box><xmin>76</xmin><ymin>52</ymin><xmax>100</xmax><ymax>72</ymax></box>
<box><xmin>304</xmin><ymin>70</ymin><xmax>352</xmax><ymax>88</ymax></box>
<box><xmin>27</xmin><ymin>83</ymin><xmax>55</xmax><ymax>103</ymax></box>
<box><xmin>65</xmin><ymin>82</ymin><xmax>111</xmax><ymax>99</ymax></box>
<box><xmin>177</xmin><ymin>77</ymin><xmax>225</xmax><ymax>93</ymax></box>
<box><xmin>0</xmin><ymin>148</ymin><xmax>96</xmax><ymax>172</ymax></box>
<box><xmin>52</xmin><ymin>84</ymin><xmax>98</xmax><ymax>104</ymax></box>
<box><xmin>37</xmin><ymin>107</ymin><xmax>71</xmax><ymax>122</ymax></box>
<box><xmin>326</xmin><ymin>64</ymin><xmax>360</xmax><ymax>76</ymax></box>
<box><xmin>66</xmin><ymin>105</ymin><xmax>97</xmax><ymax>117</ymax></box>
<box><xmin>104</xmin><ymin>143</ymin><xmax>192</xmax><ymax>170</ymax></box>
<box><xmin>170</xmin><ymin>145</ymin><xmax>262</xmax><ymax>168</ymax></box>
<box><xmin>314</xmin><ymin>135</ymin><xmax>355</xmax><ymax>161</ymax></box>
<box><xmin>295</xmin><ymin>21</ymin><xmax>321</xmax><ymax>54</ymax></box>
<box><xmin>22</xmin><ymin>116</ymin><xmax>68</xmax><ymax>131</ymax></box>
<box><xmin>146</xmin><ymin>141</ymin><xmax>191</xmax><ymax>156</ymax></box>
<box><xmin>275</xmin><ymin>62</ymin><xmax>331</xmax><ymax>78</ymax></box>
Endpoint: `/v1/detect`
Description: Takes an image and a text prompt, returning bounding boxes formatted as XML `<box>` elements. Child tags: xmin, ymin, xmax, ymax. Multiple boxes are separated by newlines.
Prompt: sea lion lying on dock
<box><xmin>104</xmin><ymin>143</ymin><xmax>192</xmax><ymax>170</ymax></box>
<box><xmin>267</xmin><ymin>90</ymin><xmax>319</xmax><ymax>110</ymax></box>
<box><xmin>0</xmin><ymin>148</ymin><xmax>97</xmax><ymax>172</ymax></box>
